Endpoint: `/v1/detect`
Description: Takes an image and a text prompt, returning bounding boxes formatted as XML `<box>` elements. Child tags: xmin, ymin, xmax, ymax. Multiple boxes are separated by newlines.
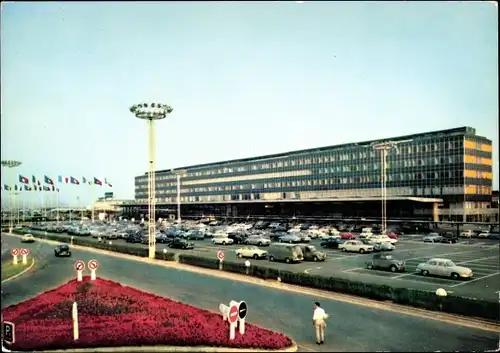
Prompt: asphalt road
<box><xmin>1</xmin><ymin>234</ymin><xmax>499</xmax><ymax>352</ymax></box>
<box><xmin>20</xmin><ymin>230</ymin><xmax>500</xmax><ymax>301</ymax></box>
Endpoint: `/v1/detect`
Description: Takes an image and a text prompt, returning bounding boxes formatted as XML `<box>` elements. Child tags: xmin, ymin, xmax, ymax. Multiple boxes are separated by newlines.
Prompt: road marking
<box><xmin>315</xmin><ymin>267</ymin><xmax>322</xmax><ymax>269</ymax></box>
<box><xmin>449</xmin><ymin>272</ymin><xmax>500</xmax><ymax>288</ymax></box>
<box><xmin>455</xmin><ymin>256</ymin><xmax>499</xmax><ymax>265</ymax></box>
<box><xmin>304</xmin><ymin>268</ymin><xmax>312</xmax><ymax>274</ymax></box>
<box><xmin>342</xmin><ymin>267</ymin><xmax>364</xmax><ymax>273</ymax></box>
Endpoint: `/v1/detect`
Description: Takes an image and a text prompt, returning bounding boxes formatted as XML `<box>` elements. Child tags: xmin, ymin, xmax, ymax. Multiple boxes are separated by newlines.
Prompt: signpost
<box><xmin>87</xmin><ymin>259</ymin><xmax>99</xmax><ymax>281</ymax></box>
<box><xmin>228</xmin><ymin>304</ymin><xmax>238</xmax><ymax>340</ymax></box>
<box><xmin>245</xmin><ymin>260</ymin><xmax>251</xmax><ymax>275</ymax></box>
<box><xmin>11</xmin><ymin>248</ymin><xmax>19</xmax><ymax>265</ymax></box>
<box><xmin>72</xmin><ymin>302</ymin><xmax>79</xmax><ymax>341</ymax></box>
<box><xmin>74</xmin><ymin>260</ymin><xmax>85</xmax><ymax>282</ymax></box>
<box><xmin>20</xmin><ymin>248</ymin><xmax>29</xmax><ymax>265</ymax></box>
<box><xmin>237</xmin><ymin>301</ymin><xmax>248</xmax><ymax>334</ymax></box>
<box><xmin>217</xmin><ymin>250</ymin><xmax>224</xmax><ymax>270</ymax></box>
<box><xmin>2</xmin><ymin>321</ymin><xmax>15</xmax><ymax>344</ymax></box>
<box><xmin>218</xmin><ymin>300</ymin><xmax>248</xmax><ymax>339</ymax></box>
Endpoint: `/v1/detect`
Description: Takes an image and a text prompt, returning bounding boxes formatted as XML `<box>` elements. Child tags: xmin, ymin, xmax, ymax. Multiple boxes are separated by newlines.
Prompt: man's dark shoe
<box><xmin>321</xmin><ymin>341</ymin><xmax>324</xmax><ymax>344</ymax></box>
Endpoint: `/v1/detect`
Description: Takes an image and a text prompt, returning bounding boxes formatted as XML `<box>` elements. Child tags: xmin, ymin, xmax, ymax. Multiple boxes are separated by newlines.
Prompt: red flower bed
<box><xmin>2</xmin><ymin>276</ymin><xmax>293</xmax><ymax>351</ymax></box>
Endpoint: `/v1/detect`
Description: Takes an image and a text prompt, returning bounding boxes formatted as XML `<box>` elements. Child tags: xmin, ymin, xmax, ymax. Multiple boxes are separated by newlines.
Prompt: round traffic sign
<box><xmin>238</xmin><ymin>301</ymin><xmax>247</xmax><ymax>320</ymax></box>
<box><xmin>217</xmin><ymin>250</ymin><xmax>225</xmax><ymax>261</ymax></box>
<box><xmin>228</xmin><ymin>305</ymin><xmax>239</xmax><ymax>324</ymax></box>
<box><xmin>20</xmin><ymin>248</ymin><xmax>29</xmax><ymax>256</ymax></box>
<box><xmin>88</xmin><ymin>259</ymin><xmax>99</xmax><ymax>270</ymax></box>
<box><xmin>74</xmin><ymin>260</ymin><xmax>85</xmax><ymax>272</ymax></box>
<box><xmin>11</xmin><ymin>248</ymin><xmax>19</xmax><ymax>256</ymax></box>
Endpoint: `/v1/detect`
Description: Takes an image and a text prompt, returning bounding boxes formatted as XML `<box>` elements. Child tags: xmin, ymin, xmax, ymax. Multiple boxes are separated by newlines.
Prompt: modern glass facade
<box><xmin>134</xmin><ymin>126</ymin><xmax>494</xmax><ymax>220</ymax></box>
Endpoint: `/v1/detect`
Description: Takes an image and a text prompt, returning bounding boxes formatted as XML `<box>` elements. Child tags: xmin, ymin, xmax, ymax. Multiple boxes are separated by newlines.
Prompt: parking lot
<box><xmin>20</xmin><ymin>228</ymin><xmax>500</xmax><ymax>301</ymax></box>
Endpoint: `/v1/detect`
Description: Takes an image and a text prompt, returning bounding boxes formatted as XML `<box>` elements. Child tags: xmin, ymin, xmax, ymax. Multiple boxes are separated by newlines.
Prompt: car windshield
<box><xmin>248</xmin><ymin>246</ymin><xmax>258</xmax><ymax>250</ymax></box>
<box><xmin>384</xmin><ymin>255</ymin><xmax>393</xmax><ymax>259</ymax></box>
<box><xmin>308</xmin><ymin>246</ymin><xmax>317</xmax><ymax>252</ymax></box>
<box><xmin>445</xmin><ymin>261</ymin><xmax>455</xmax><ymax>267</ymax></box>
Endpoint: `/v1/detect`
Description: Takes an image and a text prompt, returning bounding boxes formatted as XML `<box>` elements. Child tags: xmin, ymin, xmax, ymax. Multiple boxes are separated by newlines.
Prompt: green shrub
<box><xmin>178</xmin><ymin>254</ymin><xmax>219</xmax><ymax>269</ymax></box>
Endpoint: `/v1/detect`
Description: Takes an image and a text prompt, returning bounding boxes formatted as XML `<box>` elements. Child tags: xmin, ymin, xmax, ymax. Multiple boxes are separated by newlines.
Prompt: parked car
<box><xmin>298</xmin><ymin>244</ymin><xmax>326</xmax><ymax>262</ymax></box>
<box><xmin>338</xmin><ymin>240</ymin><xmax>374</xmax><ymax>253</ymax></box>
<box><xmin>320</xmin><ymin>237</ymin><xmax>344</xmax><ymax>249</ymax></box>
<box><xmin>267</xmin><ymin>243</ymin><xmax>304</xmax><ymax>263</ymax></box>
<box><xmin>366</xmin><ymin>253</ymin><xmax>405</xmax><ymax>272</ymax></box>
<box><xmin>416</xmin><ymin>258</ymin><xmax>473</xmax><ymax>280</ymax></box>
<box><xmin>54</xmin><ymin>243</ymin><xmax>72</xmax><ymax>257</ymax></box>
<box><xmin>270</xmin><ymin>231</ymin><xmax>287</xmax><ymax>242</ymax></box>
<box><xmin>169</xmin><ymin>238</ymin><xmax>195</xmax><ymax>249</ymax></box>
<box><xmin>374</xmin><ymin>242</ymin><xmax>395</xmax><ymax>252</ymax></box>
<box><xmin>440</xmin><ymin>232</ymin><xmax>458</xmax><ymax>244</ymax></box>
<box><xmin>21</xmin><ymin>234</ymin><xmax>35</xmax><ymax>243</ymax></box>
<box><xmin>279</xmin><ymin>234</ymin><xmax>301</xmax><ymax>244</ymax></box>
<box><xmin>212</xmin><ymin>237</ymin><xmax>234</xmax><ymax>245</ymax></box>
<box><xmin>245</xmin><ymin>235</ymin><xmax>271</xmax><ymax>246</ymax></box>
<box><xmin>186</xmin><ymin>230</ymin><xmax>205</xmax><ymax>240</ymax></box>
<box><xmin>236</xmin><ymin>246</ymin><xmax>268</xmax><ymax>259</ymax></box>
<box><xmin>340</xmin><ymin>232</ymin><xmax>356</xmax><ymax>240</ymax></box>
<box><xmin>423</xmin><ymin>233</ymin><xmax>443</xmax><ymax>243</ymax></box>
<box><xmin>126</xmin><ymin>233</ymin><xmax>145</xmax><ymax>243</ymax></box>
<box><xmin>228</xmin><ymin>232</ymin><xmax>248</xmax><ymax>244</ymax></box>
<box><xmin>386</xmin><ymin>232</ymin><xmax>400</xmax><ymax>239</ymax></box>
<box><xmin>297</xmin><ymin>233</ymin><xmax>312</xmax><ymax>243</ymax></box>
<box><xmin>459</xmin><ymin>230</ymin><xmax>475</xmax><ymax>238</ymax></box>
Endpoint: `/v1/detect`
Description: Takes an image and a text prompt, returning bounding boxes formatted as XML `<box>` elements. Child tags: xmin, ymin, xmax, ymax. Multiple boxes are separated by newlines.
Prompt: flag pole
<box><xmin>56</xmin><ymin>188</ymin><xmax>60</xmax><ymax>225</ymax></box>
<box><xmin>41</xmin><ymin>189</ymin><xmax>45</xmax><ymax>220</ymax></box>
<box><xmin>91</xmin><ymin>181</ymin><xmax>95</xmax><ymax>223</ymax></box>
<box><xmin>21</xmin><ymin>194</ymin><xmax>25</xmax><ymax>222</ymax></box>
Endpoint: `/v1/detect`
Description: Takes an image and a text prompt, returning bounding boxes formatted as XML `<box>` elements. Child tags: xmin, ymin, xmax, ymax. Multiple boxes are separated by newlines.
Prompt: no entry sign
<box><xmin>11</xmin><ymin>248</ymin><xmax>19</xmax><ymax>256</ymax></box>
<box><xmin>217</xmin><ymin>250</ymin><xmax>225</xmax><ymax>261</ymax></box>
<box><xmin>88</xmin><ymin>259</ymin><xmax>99</xmax><ymax>271</ymax></box>
<box><xmin>74</xmin><ymin>260</ymin><xmax>85</xmax><ymax>272</ymax></box>
<box><xmin>20</xmin><ymin>248</ymin><xmax>29</xmax><ymax>256</ymax></box>
<box><xmin>228</xmin><ymin>305</ymin><xmax>239</xmax><ymax>324</ymax></box>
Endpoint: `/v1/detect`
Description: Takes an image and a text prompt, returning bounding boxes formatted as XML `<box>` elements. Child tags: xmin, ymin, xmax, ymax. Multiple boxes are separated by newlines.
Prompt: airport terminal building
<box><xmin>124</xmin><ymin>126</ymin><xmax>496</xmax><ymax>222</ymax></box>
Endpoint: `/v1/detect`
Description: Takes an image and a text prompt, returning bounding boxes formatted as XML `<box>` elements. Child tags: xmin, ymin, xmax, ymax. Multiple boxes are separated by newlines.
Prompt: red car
<box><xmin>387</xmin><ymin>232</ymin><xmax>400</xmax><ymax>239</ymax></box>
<box><xmin>340</xmin><ymin>232</ymin><xmax>356</xmax><ymax>239</ymax></box>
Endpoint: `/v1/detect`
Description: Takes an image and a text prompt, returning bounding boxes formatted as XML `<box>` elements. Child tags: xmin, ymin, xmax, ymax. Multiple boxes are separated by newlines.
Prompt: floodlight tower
<box><xmin>371</xmin><ymin>142</ymin><xmax>396</xmax><ymax>235</ymax></box>
<box><xmin>1</xmin><ymin>160</ymin><xmax>22</xmax><ymax>232</ymax></box>
<box><xmin>130</xmin><ymin>103</ymin><xmax>173</xmax><ymax>259</ymax></box>
<box><xmin>173</xmin><ymin>169</ymin><xmax>187</xmax><ymax>224</ymax></box>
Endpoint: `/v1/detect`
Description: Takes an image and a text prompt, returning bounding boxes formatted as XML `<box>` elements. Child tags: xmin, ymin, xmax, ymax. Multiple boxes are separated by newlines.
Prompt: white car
<box><xmin>236</xmin><ymin>246</ymin><xmax>268</xmax><ymax>259</ymax></box>
<box><xmin>21</xmin><ymin>233</ymin><xmax>35</xmax><ymax>243</ymax></box>
<box><xmin>212</xmin><ymin>237</ymin><xmax>234</xmax><ymax>245</ymax></box>
<box><xmin>416</xmin><ymin>258</ymin><xmax>473</xmax><ymax>280</ymax></box>
<box><xmin>319</xmin><ymin>234</ymin><xmax>340</xmax><ymax>240</ymax></box>
<box><xmin>338</xmin><ymin>240</ymin><xmax>374</xmax><ymax>253</ymax></box>
<box><xmin>477</xmin><ymin>232</ymin><xmax>490</xmax><ymax>238</ymax></box>
<box><xmin>372</xmin><ymin>234</ymin><xmax>398</xmax><ymax>244</ymax></box>
<box><xmin>459</xmin><ymin>230</ymin><xmax>474</xmax><ymax>238</ymax></box>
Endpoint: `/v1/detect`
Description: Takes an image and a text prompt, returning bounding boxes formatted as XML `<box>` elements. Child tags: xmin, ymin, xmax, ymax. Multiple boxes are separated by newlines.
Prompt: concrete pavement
<box><xmin>1</xmin><ymin>235</ymin><xmax>498</xmax><ymax>352</ymax></box>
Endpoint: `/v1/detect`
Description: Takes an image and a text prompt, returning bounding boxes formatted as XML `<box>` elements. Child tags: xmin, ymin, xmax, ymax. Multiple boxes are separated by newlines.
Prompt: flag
<box><xmin>65</xmin><ymin>177</ymin><xmax>69</xmax><ymax>183</ymax></box>
<box><xmin>82</xmin><ymin>177</ymin><xmax>88</xmax><ymax>184</ymax></box>
<box><xmin>52</xmin><ymin>185</ymin><xmax>55</xmax><ymax>191</ymax></box>
<box><xmin>19</xmin><ymin>174</ymin><xmax>29</xmax><ymax>184</ymax></box>
<box><xmin>43</xmin><ymin>186</ymin><xmax>51</xmax><ymax>191</ymax></box>
<box><xmin>70</xmin><ymin>177</ymin><xmax>80</xmax><ymax>185</ymax></box>
<box><xmin>32</xmin><ymin>175</ymin><xmax>37</xmax><ymax>184</ymax></box>
<box><xmin>58</xmin><ymin>175</ymin><xmax>64</xmax><ymax>184</ymax></box>
<box><xmin>33</xmin><ymin>185</ymin><xmax>37</xmax><ymax>191</ymax></box>
<box><xmin>3</xmin><ymin>185</ymin><xmax>10</xmax><ymax>191</ymax></box>
<box><xmin>37</xmin><ymin>180</ymin><xmax>41</xmax><ymax>186</ymax></box>
<box><xmin>105</xmin><ymin>178</ymin><xmax>113</xmax><ymax>187</ymax></box>
<box><xmin>44</xmin><ymin>175</ymin><xmax>54</xmax><ymax>185</ymax></box>
<box><xmin>94</xmin><ymin>177</ymin><xmax>102</xmax><ymax>186</ymax></box>
<box><xmin>56</xmin><ymin>187</ymin><xmax>60</xmax><ymax>192</ymax></box>
<box><xmin>24</xmin><ymin>185</ymin><xmax>32</xmax><ymax>191</ymax></box>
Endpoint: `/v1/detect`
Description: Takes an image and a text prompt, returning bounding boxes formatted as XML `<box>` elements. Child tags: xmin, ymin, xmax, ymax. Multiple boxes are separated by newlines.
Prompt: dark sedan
<box><xmin>54</xmin><ymin>244</ymin><xmax>72</xmax><ymax>257</ymax></box>
<box><xmin>320</xmin><ymin>237</ymin><xmax>345</xmax><ymax>249</ymax></box>
<box><xmin>168</xmin><ymin>238</ymin><xmax>194</xmax><ymax>249</ymax></box>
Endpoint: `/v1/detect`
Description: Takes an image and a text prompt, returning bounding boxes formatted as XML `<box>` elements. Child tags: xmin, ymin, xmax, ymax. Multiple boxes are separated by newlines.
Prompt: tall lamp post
<box><xmin>1</xmin><ymin>160</ymin><xmax>22</xmax><ymax>232</ymax></box>
<box><xmin>130</xmin><ymin>102</ymin><xmax>174</xmax><ymax>259</ymax></box>
<box><xmin>371</xmin><ymin>142</ymin><xmax>396</xmax><ymax>235</ymax></box>
<box><xmin>173</xmin><ymin>169</ymin><xmax>187</xmax><ymax>224</ymax></box>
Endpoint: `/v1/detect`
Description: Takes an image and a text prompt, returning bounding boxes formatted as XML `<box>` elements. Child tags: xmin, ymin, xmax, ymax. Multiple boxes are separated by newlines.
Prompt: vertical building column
<box><xmin>432</xmin><ymin>202</ymin><xmax>439</xmax><ymax>222</ymax></box>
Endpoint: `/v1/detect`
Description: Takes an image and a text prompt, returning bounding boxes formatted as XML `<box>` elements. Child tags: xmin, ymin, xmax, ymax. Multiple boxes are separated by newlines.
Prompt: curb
<box><xmin>5</xmin><ymin>232</ymin><xmax>500</xmax><ymax>333</ymax></box>
<box><xmin>40</xmin><ymin>342</ymin><xmax>298</xmax><ymax>352</ymax></box>
<box><xmin>1</xmin><ymin>257</ymin><xmax>36</xmax><ymax>283</ymax></box>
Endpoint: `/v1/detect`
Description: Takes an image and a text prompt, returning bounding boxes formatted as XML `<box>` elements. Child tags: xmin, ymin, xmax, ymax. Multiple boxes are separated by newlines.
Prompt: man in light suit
<box><xmin>312</xmin><ymin>301</ymin><xmax>326</xmax><ymax>345</ymax></box>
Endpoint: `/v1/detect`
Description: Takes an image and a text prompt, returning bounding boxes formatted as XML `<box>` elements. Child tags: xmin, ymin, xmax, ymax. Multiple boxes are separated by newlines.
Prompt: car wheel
<box><xmin>258</xmin><ymin>242</ymin><xmax>262</xmax><ymax>246</ymax></box>
<box><xmin>269</xmin><ymin>255</ymin><xmax>275</xmax><ymax>262</ymax></box>
<box><xmin>359</xmin><ymin>249</ymin><xmax>365</xmax><ymax>254</ymax></box>
<box><xmin>451</xmin><ymin>272</ymin><xmax>459</xmax><ymax>280</ymax></box>
<box><xmin>289</xmin><ymin>240</ymin><xmax>293</xmax><ymax>244</ymax></box>
<box><xmin>313</xmin><ymin>256</ymin><xmax>318</xmax><ymax>262</ymax></box>
<box><xmin>285</xmin><ymin>258</ymin><xmax>291</xmax><ymax>264</ymax></box>
<box><xmin>342</xmin><ymin>248</ymin><xmax>347</xmax><ymax>252</ymax></box>
<box><xmin>389</xmin><ymin>265</ymin><xmax>397</xmax><ymax>272</ymax></box>
<box><xmin>237</xmin><ymin>253</ymin><xmax>243</xmax><ymax>258</ymax></box>
<box><xmin>367</xmin><ymin>262</ymin><xmax>374</xmax><ymax>270</ymax></box>
<box><xmin>253</xmin><ymin>254</ymin><xmax>259</xmax><ymax>259</ymax></box>
<box><xmin>222</xmin><ymin>241</ymin><xmax>226</xmax><ymax>245</ymax></box>
<box><xmin>422</xmin><ymin>270</ymin><xmax>429</xmax><ymax>276</ymax></box>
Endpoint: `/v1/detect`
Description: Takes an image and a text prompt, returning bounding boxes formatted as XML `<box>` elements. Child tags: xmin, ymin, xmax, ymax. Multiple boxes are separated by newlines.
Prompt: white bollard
<box><xmin>77</xmin><ymin>271</ymin><xmax>83</xmax><ymax>282</ymax></box>
<box><xmin>229</xmin><ymin>321</ymin><xmax>236</xmax><ymax>340</ymax></box>
<box><xmin>109</xmin><ymin>241</ymin><xmax>112</xmax><ymax>245</ymax></box>
<box><xmin>90</xmin><ymin>269</ymin><xmax>96</xmax><ymax>281</ymax></box>
<box><xmin>71</xmin><ymin>236</ymin><xmax>74</xmax><ymax>245</ymax></box>
<box><xmin>163</xmin><ymin>248</ymin><xmax>168</xmax><ymax>254</ymax></box>
<box><xmin>13</xmin><ymin>255</ymin><xmax>18</xmax><ymax>265</ymax></box>
<box><xmin>72</xmin><ymin>302</ymin><xmax>79</xmax><ymax>340</ymax></box>
<box><xmin>245</xmin><ymin>260</ymin><xmax>251</xmax><ymax>275</ymax></box>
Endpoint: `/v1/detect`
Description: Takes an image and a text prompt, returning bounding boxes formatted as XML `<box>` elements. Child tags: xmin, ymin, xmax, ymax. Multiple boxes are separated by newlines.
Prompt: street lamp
<box><xmin>371</xmin><ymin>142</ymin><xmax>396</xmax><ymax>235</ymax></box>
<box><xmin>1</xmin><ymin>160</ymin><xmax>22</xmax><ymax>232</ymax></box>
<box><xmin>173</xmin><ymin>169</ymin><xmax>187</xmax><ymax>224</ymax></box>
<box><xmin>130</xmin><ymin>102</ymin><xmax>173</xmax><ymax>259</ymax></box>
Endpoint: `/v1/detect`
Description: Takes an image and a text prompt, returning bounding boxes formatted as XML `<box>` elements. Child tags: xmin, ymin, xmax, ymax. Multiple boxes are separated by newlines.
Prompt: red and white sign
<box><xmin>74</xmin><ymin>260</ymin><xmax>85</xmax><ymax>272</ymax></box>
<box><xmin>228</xmin><ymin>305</ymin><xmax>239</xmax><ymax>324</ymax></box>
<box><xmin>20</xmin><ymin>248</ymin><xmax>29</xmax><ymax>256</ymax></box>
<box><xmin>217</xmin><ymin>250</ymin><xmax>225</xmax><ymax>261</ymax></box>
<box><xmin>11</xmin><ymin>248</ymin><xmax>19</xmax><ymax>256</ymax></box>
<box><xmin>88</xmin><ymin>259</ymin><xmax>99</xmax><ymax>271</ymax></box>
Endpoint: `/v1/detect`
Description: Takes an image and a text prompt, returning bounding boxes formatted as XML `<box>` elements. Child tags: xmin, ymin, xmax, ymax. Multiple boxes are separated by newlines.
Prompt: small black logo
<box><xmin>2</xmin><ymin>321</ymin><xmax>15</xmax><ymax>344</ymax></box>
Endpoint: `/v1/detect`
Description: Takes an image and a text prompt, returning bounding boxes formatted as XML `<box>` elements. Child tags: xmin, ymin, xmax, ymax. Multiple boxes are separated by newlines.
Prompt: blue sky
<box><xmin>1</xmin><ymin>1</ymin><xmax>498</xmax><ymax>207</ymax></box>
